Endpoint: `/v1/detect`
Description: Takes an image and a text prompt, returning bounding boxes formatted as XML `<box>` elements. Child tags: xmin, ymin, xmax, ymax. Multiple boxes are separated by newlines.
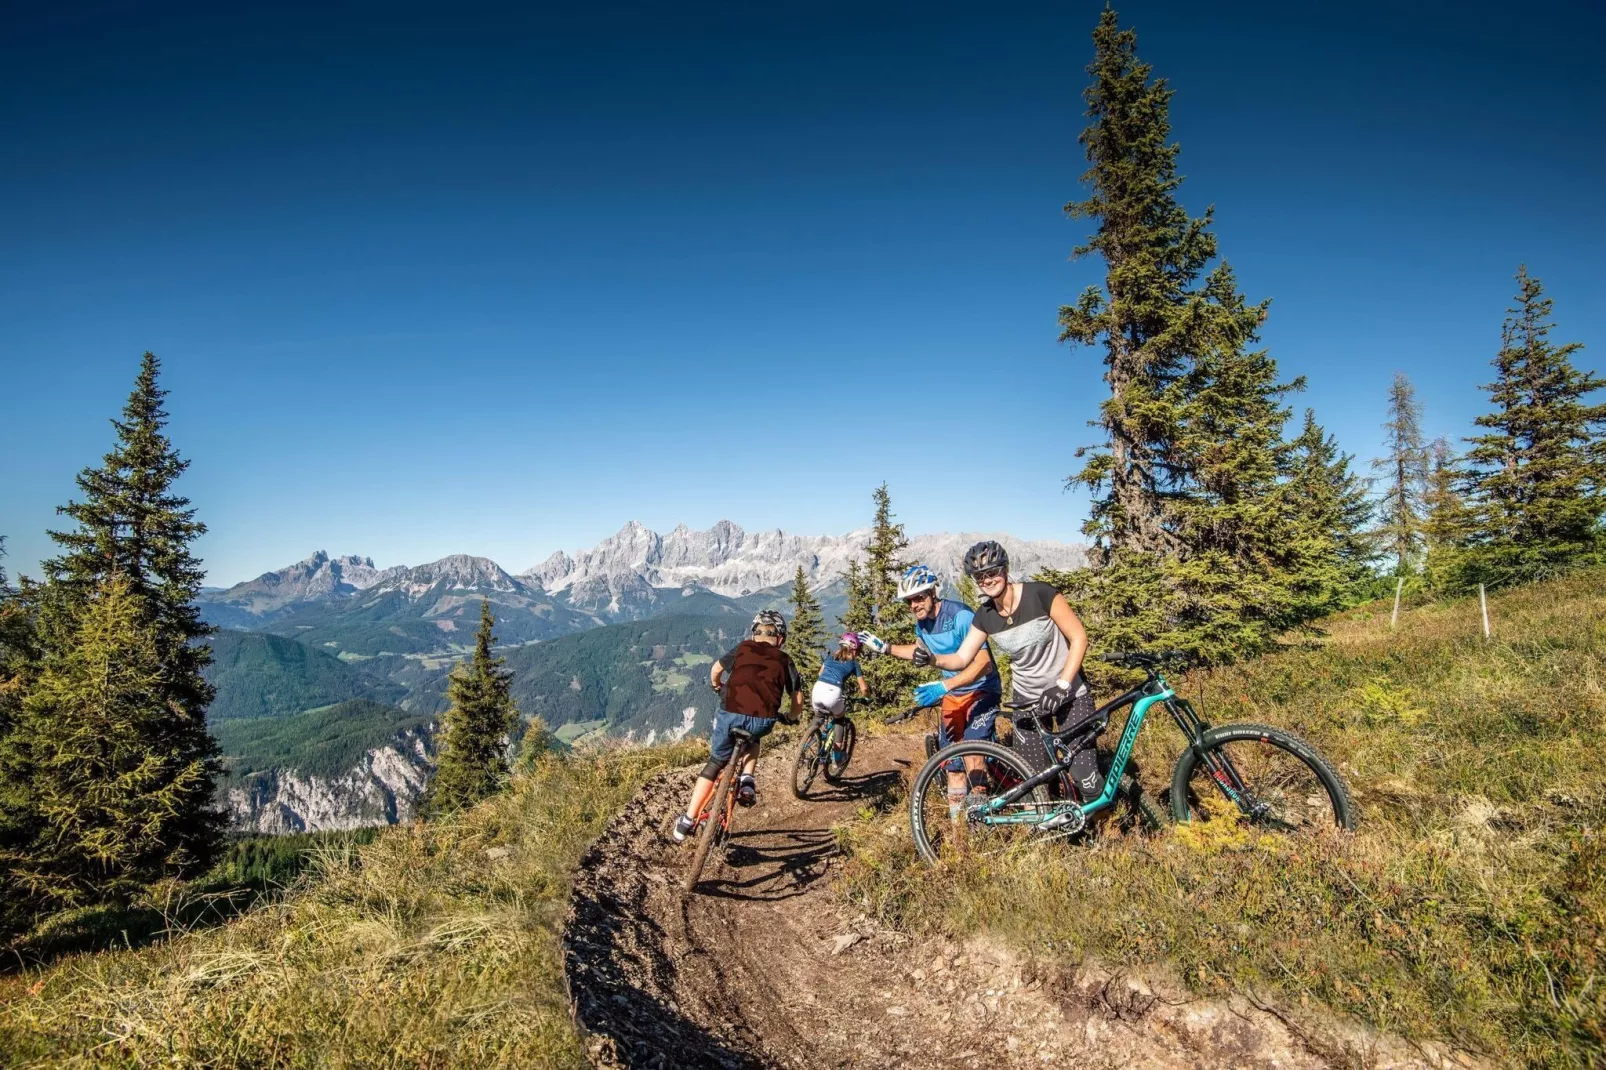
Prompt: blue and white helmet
<box><xmin>896</xmin><ymin>563</ymin><xmax>940</xmax><ymax>601</ymax></box>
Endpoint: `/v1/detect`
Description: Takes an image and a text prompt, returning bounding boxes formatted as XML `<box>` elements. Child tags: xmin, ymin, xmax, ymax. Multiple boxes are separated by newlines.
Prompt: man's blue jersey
<box><xmin>917</xmin><ymin>599</ymin><xmax>1000</xmax><ymax>696</ymax></box>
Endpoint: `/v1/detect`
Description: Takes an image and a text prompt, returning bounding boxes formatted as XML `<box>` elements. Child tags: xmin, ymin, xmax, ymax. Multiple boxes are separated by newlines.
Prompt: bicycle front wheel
<box><xmin>1170</xmin><ymin>723</ymin><xmax>1355</xmax><ymax>833</ymax></box>
<box><xmin>909</xmin><ymin>741</ymin><xmax>1052</xmax><ymax>866</ymax></box>
<box><xmin>823</xmin><ymin>719</ymin><xmax>856</xmax><ymax>782</ymax></box>
<box><xmin>684</xmin><ymin>758</ymin><xmax>740</xmax><ymax>896</ymax></box>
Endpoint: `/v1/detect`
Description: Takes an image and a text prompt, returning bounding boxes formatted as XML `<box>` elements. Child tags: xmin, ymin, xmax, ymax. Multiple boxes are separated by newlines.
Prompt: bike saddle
<box><xmin>729</xmin><ymin>727</ymin><xmax>756</xmax><ymax>741</ymax></box>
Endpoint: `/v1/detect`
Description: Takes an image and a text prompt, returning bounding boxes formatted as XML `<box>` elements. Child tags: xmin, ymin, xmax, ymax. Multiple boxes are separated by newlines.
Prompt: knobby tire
<box><xmin>683</xmin><ymin>751</ymin><xmax>741</xmax><ymax>896</ymax></box>
<box><xmin>909</xmin><ymin>740</ymin><xmax>1050</xmax><ymax>866</ymax></box>
<box><xmin>1169</xmin><ymin>722</ymin><xmax>1355</xmax><ymax>832</ymax></box>
<box><xmin>824</xmin><ymin>719</ymin><xmax>856</xmax><ymax>782</ymax></box>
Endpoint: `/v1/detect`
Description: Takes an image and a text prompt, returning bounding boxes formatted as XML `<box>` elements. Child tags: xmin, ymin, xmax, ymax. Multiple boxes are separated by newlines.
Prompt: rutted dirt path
<box><xmin>563</xmin><ymin>733</ymin><xmax>1472</xmax><ymax>1070</ymax></box>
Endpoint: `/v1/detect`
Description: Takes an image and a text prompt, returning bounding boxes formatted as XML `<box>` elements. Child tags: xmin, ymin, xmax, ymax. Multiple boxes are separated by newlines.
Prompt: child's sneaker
<box><xmin>671</xmin><ymin>813</ymin><xmax>697</xmax><ymax>843</ymax></box>
<box><xmin>736</xmin><ymin>774</ymin><xmax>757</xmax><ymax>807</ymax></box>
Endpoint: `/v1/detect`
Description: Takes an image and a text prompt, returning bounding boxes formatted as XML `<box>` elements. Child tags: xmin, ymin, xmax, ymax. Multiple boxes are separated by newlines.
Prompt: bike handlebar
<box><xmin>1096</xmin><ymin>650</ymin><xmax>1189</xmax><ymax>670</ymax></box>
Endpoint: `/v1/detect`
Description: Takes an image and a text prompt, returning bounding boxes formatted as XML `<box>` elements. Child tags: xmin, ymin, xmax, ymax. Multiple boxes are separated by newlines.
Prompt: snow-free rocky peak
<box><xmin>521</xmin><ymin>520</ymin><xmax>1087</xmax><ymax>599</ymax></box>
<box><xmin>372</xmin><ymin>554</ymin><xmax>526</xmax><ymax>601</ymax></box>
<box><xmin>200</xmin><ymin>550</ymin><xmax>399</xmax><ymax>614</ymax></box>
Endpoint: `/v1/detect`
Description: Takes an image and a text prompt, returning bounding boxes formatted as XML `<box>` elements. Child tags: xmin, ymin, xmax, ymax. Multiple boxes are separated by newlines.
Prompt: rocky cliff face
<box><xmin>523</xmin><ymin>521</ymin><xmax>1087</xmax><ymax>599</ymax></box>
<box><xmin>225</xmin><ymin>725</ymin><xmax>435</xmax><ymax>833</ymax></box>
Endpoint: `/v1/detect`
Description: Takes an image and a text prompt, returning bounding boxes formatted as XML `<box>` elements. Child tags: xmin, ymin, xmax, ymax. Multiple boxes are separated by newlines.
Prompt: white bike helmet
<box><xmin>896</xmin><ymin>563</ymin><xmax>940</xmax><ymax>601</ymax></box>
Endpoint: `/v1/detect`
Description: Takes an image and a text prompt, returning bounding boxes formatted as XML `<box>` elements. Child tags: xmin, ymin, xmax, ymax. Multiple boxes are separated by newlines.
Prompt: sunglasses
<box><xmin>973</xmin><ymin>567</ymin><xmax>1007</xmax><ymax>584</ymax></box>
<box><xmin>903</xmin><ymin>592</ymin><xmax>936</xmax><ymax>605</ymax></box>
<box><xmin>753</xmin><ymin>626</ymin><xmax>779</xmax><ymax>638</ymax></box>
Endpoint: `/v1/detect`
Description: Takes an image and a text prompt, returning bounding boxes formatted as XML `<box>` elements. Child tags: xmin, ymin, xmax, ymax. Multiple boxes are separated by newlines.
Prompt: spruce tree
<box><xmin>427</xmin><ymin>600</ymin><xmax>519</xmax><ymax>814</ymax></box>
<box><xmin>0</xmin><ymin>538</ymin><xmax>38</xmax><ymax>739</ymax></box>
<box><xmin>0</xmin><ymin>575</ymin><xmax>218</xmax><ymax>919</ymax></box>
<box><xmin>1421</xmin><ymin>438</ymin><xmax>1475</xmax><ymax>594</ymax></box>
<box><xmin>783</xmin><ymin>565</ymin><xmax>825</xmax><ymax>685</ymax></box>
<box><xmin>1371</xmin><ymin>373</ymin><xmax>1429</xmax><ymax>575</ymax></box>
<box><xmin>858</xmin><ymin>484</ymin><xmax>924</xmax><ymax>708</ymax></box>
<box><xmin>1462</xmin><ymin>267</ymin><xmax>1605</xmax><ymax>587</ymax></box>
<box><xmin>1285</xmin><ymin>410</ymin><xmax>1377</xmax><ymax>609</ymax></box>
<box><xmin>840</xmin><ymin>560</ymin><xmax>873</xmax><ymax>638</ymax></box>
<box><xmin>28</xmin><ymin>354</ymin><xmax>221</xmax><ymax>879</ymax></box>
<box><xmin>1054</xmin><ymin>9</ymin><xmax>1316</xmax><ymax>664</ymax></box>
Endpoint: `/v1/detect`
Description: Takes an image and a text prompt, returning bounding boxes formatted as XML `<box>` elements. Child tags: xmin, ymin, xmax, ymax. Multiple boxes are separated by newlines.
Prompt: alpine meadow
<box><xmin>2</xmin><ymin>4</ymin><xmax>1602</xmax><ymax>1069</ymax></box>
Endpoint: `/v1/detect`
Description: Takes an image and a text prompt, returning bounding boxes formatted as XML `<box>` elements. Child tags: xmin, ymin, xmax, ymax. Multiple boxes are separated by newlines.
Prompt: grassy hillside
<box><xmin>213</xmin><ymin>699</ymin><xmax>431</xmax><ymax>781</ymax></box>
<box><xmin>204</xmin><ymin>630</ymin><xmax>405</xmax><ymax>720</ymax></box>
<box><xmin>840</xmin><ymin>568</ymin><xmax>1606</xmax><ymax>1067</ymax></box>
<box><xmin>0</xmin><ymin>741</ymin><xmax>704</xmax><ymax>1067</ymax></box>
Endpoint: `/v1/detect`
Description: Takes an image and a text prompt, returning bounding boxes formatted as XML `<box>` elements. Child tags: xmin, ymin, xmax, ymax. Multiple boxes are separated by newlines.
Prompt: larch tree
<box><xmin>1371</xmin><ymin>372</ymin><xmax>1429</xmax><ymax>576</ymax></box>
<box><xmin>427</xmin><ymin>599</ymin><xmax>519</xmax><ymax>814</ymax></box>
<box><xmin>0</xmin><ymin>575</ymin><xmax>217</xmax><ymax>922</ymax></box>
<box><xmin>1462</xmin><ymin>266</ymin><xmax>1605</xmax><ymax>587</ymax></box>
<box><xmin>784</xmin><ymin>565</ymin><xmax>826</xmax><ymax>685</ymax></box>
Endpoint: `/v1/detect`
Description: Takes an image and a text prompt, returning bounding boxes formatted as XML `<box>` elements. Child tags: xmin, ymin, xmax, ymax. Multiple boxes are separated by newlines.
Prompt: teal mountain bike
<box><xmin>792</xmin><ymin>698</ymin><xmax>867</xmax><ymax>799</ymax></box>
<box><xmin>909</xmin><ymin>652</ymin><xmax>1355</xmax><ymax>864</ymax></box>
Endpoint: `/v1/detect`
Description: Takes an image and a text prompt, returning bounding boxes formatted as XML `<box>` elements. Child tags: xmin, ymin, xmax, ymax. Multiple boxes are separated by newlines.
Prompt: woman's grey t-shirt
<box><xmin>973</xmin><ymin>581</ymin><xmax>1081</xmax><ymax>705</ymax></box>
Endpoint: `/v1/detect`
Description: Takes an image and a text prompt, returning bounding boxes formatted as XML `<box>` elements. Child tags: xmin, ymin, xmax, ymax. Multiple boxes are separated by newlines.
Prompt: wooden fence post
<box><xmin>1390</xmin><ymin>576</ymin><xmax>1404</xmax><ymax>630</ymax></box>
<box><xmin>1480</xmin><ymin>584</ymin><xmax>1491</xmax><ymax>640</ymax></box>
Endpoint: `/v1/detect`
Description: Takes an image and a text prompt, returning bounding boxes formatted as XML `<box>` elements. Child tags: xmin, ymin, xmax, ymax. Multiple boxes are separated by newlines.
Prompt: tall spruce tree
<box><xmin>0</xmin><ymin>575</ymin><xmax>217</xmax><ymax>921</ymax></box>
<box><xmin>1054</xmin><ymin>9</ymin><xmax>1315</xmax><ymax>664</ymax></box>
<box><xmin>857</xmin><ymin>484</ymin><xmax>924</xmax><ymax>708</ymax></box>
<box><xmin>23</xmin><ymin>354</ymin><xmax>222</xmax><ymax>881</ymax></box>
<box><xmin>427</xmin><ymin>600</ymin><xmax>519</xmax><ymax>814</ymax></box>
<box><xmin>0</xmin><ymin>538</ymin><xmax>36</xmax><ymax>738</ymax></box>
<box><xmin>1371</xmin><ymin>373</ymin><xmax>1429</xmax><ymax>575</ymax></box>
<box><xmin>784</xmin><ymin>565</ymin><xmax>825</xmax><ymax>684</ymax></box>
<box><xmin>1461</xmin><ymin>267</ymin><xmax>1605</xmax><ymax>587</ymax></box>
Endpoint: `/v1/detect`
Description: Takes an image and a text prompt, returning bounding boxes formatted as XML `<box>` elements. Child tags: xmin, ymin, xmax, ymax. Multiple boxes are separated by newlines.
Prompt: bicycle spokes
<box><xmin>1189</xmin><ymin>739</ymin><xmax>1339</xmax><ymax>832</ymax></box>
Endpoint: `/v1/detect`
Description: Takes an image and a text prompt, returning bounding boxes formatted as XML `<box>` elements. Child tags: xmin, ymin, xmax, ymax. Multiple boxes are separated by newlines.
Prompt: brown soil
<box><xmin>562</xmin><ymin>732</ymin><xmax>1476</xmax><ymax>1070</ymax></box>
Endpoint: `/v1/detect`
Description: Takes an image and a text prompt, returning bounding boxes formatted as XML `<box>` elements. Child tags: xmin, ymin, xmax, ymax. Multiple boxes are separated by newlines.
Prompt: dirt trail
<box><xmin>563</xmin><ymin>732</ymin><xmax>1471</xmax><ymax>1070</ymax></box>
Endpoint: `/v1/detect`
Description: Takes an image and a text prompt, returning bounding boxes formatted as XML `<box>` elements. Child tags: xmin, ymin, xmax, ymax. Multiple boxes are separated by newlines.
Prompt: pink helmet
<box><xmin>839</xmin><ymin>632</ymin><xmax>863</xmax><ymax>651</ymax></box>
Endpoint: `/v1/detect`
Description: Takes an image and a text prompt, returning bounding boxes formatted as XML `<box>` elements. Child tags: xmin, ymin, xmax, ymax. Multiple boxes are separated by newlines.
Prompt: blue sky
<box><xmin>3</xmin><ymin>0</ymin><xmax>1602</xmax><ymax>586</ymax></box>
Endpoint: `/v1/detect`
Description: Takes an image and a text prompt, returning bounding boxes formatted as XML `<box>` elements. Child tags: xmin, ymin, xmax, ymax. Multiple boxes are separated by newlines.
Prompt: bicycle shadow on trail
<box><xmin>794</xmin><ymin>765</ymin><xmax>903</xmax><ymax>808</ymax></box>
<box><xmin>698</xmin><ymin>828</ymin><xmax>839</xmax><ymax>903</ymax></box>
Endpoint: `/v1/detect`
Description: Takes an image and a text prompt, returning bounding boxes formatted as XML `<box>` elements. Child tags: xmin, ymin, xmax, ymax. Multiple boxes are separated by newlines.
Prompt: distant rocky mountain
<box><xmin>528</xmin><ymin>520</ymin><xmax>1087</xmax><ymax>603</ymax></box>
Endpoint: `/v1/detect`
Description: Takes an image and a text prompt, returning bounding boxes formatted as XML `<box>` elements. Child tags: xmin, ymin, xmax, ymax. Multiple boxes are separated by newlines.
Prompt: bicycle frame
<box><xmin>979</xmin><ymin>673</ymin><xmax>1201</xmax><ymax>827</ymax></box>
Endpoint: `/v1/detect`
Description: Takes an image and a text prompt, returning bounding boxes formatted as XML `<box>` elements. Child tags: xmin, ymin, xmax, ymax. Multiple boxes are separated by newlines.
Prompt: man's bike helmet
<box><xmin>751</xmin><ymin>608</ymin><xmax>787</xmax><ymax>639</ymax></box>
<box><xmin>896</xmin><ymin>563</ymin><xmax>940</xmax><ymax>601</ymax></box>
<box><xmin>962</xmin><ymin>540</ymin><xmax>1009</xmax><ymax>577</ymax></box>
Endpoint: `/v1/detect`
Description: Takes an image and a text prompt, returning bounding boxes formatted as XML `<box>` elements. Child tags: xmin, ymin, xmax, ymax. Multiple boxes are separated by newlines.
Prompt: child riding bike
<box><xmin>672</xmin><ymin>609</ymin><xmax>804</xmax><ymax>843</ymax></box>
<box><xmin>858</xmin><ymin>563</ymin><xmax>1002</xmax><ymax>816</ymax></box>
<box><xmin>810</xmin><ymin>632</ymin><xmax>869</xmax><ymax>762</ymax></box>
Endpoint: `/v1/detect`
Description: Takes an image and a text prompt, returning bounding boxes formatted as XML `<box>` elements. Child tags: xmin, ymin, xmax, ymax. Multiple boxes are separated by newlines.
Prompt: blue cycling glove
<box><xmin>913</xmin><ymin>681</ymin><xmax>948</xmax><ymax>708</ymax></box>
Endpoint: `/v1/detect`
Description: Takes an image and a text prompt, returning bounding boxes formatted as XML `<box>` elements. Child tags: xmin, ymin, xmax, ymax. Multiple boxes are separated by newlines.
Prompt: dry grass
<box><xmin>838</xmin><ymin>568</ymin><xmax>1606</xmax><ymax>1068</ymax></box>
<box><xmin>0</xmin><ymin>740</ymin><xmax>703</xmax><ymax>1068</ymax></box>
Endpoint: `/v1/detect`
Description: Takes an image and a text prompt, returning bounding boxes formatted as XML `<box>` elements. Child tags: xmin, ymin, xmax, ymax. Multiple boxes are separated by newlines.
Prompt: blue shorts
<box><xmin>709</xmin><ymin>710</ymin><xmax>777</xmax><ymax>766</ymax></box>
<box><xmin>937</xmin><ymin>690</ymin><xmax>1000</xmax><ymax>773</ymax></box>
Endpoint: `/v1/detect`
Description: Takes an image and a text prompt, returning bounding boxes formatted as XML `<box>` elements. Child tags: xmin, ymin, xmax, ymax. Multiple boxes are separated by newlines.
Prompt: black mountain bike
<box><xmin>792</xmin><ymin>697</ymin><xmax>869</xmax><ymax>798</ymax></box>
<box><xmin>909</xmin><ymin>652</ymin><xmax>1355</xmax><ymax>864</ymax></box>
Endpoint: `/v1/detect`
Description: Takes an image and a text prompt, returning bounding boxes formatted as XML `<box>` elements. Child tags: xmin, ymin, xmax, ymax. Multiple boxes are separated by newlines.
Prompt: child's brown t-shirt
<box><xmin>716</xmin><ymin>640</ymin><xmax>802</xmax><ymax>719</ymax></box>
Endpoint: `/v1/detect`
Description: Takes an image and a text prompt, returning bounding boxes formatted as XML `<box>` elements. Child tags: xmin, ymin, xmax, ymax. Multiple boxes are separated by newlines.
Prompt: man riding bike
<box><xmin>672</xmin><ymin>609</ymin><xmax>803</xmax><ymax>843</ymax></box>
<box><xmin>858</xmin><ymin>563</ymin><xmax>1002</xmax><ymax>815</ymax></box>
<box><xmin>926</xmin><ymin>540</ymin><xmax>1104</xmax><ymax>800</ymax></box>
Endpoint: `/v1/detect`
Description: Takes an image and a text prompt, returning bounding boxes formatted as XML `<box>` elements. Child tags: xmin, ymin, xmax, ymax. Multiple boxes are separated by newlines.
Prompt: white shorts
<box><xmin>811</xmin><ymin>681</ymin><xmax>845</xmax><ymax>718</ymax></box>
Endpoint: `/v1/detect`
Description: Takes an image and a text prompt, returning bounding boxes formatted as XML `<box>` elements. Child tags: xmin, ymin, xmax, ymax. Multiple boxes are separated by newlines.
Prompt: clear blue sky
<box><xmin>3</xmin><ymin>0</ymin><xmax>1602</xmax><ymax>586</ymax></box>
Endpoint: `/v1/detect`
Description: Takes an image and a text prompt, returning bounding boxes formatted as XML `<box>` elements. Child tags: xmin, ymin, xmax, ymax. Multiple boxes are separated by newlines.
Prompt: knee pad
<box><xmin>699</xmin><ymin>758</ymin><xmax>727</xmax><ymax>781</ymax></box>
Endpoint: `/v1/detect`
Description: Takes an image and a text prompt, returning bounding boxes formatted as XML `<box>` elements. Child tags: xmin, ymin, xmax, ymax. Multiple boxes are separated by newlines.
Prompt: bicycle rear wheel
<box><xmin>1170</xmin><ymin>723</ymin><xmax>1355</xmax><ymax>833</ymax></box>
<box><xmin>823</xmin><ymin>719</ymin><xmax>856</xmax><ymax>781</ymax></box>
<box><xmin>792</xmin><ymin>730</ymin><xmax>824</xmax><ymax>799</ymax></box>
<box><xmin>684</xmin><ymin>755</ymin><xmax>741</xmax><ymax>896</ymax></box>
<box><xmin>909</xmin><ymin>741</ymin><xmax>1052</xmax><ymax>866</ymax></box>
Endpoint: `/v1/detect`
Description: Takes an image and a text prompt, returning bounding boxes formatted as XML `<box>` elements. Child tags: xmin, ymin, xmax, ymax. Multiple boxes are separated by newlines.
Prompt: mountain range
<box><xmin>198</xmin><ymin>521</ymin><xmax>1086</xmax><ymax>831</ymax></box>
